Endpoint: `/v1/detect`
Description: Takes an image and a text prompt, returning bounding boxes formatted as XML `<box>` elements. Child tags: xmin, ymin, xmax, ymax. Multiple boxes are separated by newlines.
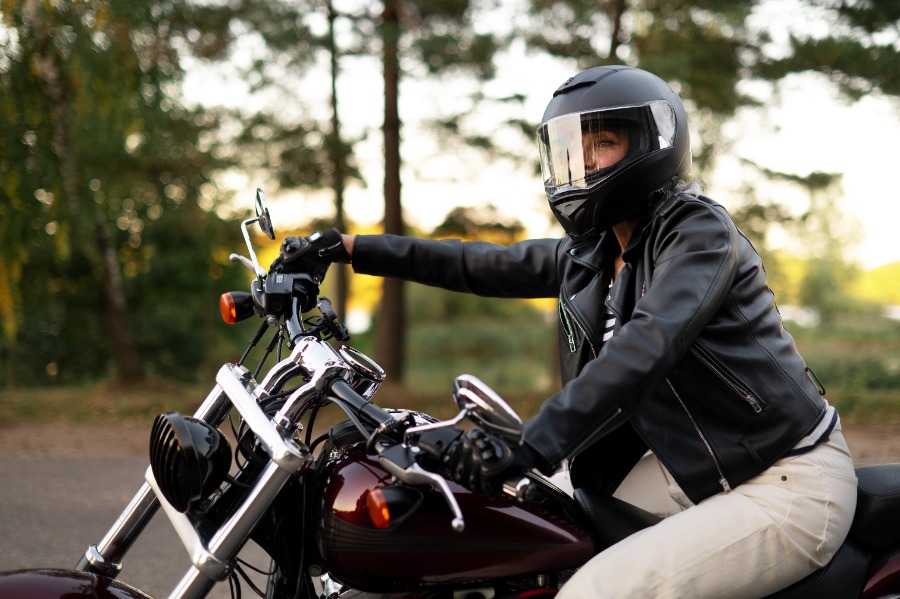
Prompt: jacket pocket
<box><xmin>690</xmin><ymin>343</ymin><xmax>767</xmax><ymax>414</ymax></box>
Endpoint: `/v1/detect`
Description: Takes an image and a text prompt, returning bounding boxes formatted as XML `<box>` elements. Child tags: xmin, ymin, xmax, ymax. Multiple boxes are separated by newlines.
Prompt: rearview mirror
<box><xmin>255</xmin><ymin>188</ymin><xmax>275</xmax><ymax>240</ymax></box>
<box><xmin>452</xmin><ymin>374</ymin><xmax>523</xmax><ymax>446</ymax></box>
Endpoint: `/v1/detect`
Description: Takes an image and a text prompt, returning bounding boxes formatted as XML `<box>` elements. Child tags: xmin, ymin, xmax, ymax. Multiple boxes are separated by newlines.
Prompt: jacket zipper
<box><xmin>666</xmin><ymin>378</ymin><xmax>732</xmax><ymax>493</ymax></box>
<box><xmin>690</xmin><ymin>346</ymin><xmax>764</xmax><ymax>414</ymax></box>
<box><xmin>558</xmin><ymin>300</ymin><xmax>597</xmax><ymax>357</ymax></box>
<box><xmin>558</xmin><ymin>302</ymin><xmax>577</xmax><ymax>353</ymax></box>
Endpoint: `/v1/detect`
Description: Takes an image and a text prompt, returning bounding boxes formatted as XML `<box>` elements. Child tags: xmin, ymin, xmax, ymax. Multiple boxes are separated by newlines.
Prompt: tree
<box><xmin>330</xmin><ymin>0</ymin><xmax>501</xmax><ymax>384</ymax></box>
<box><xmin>0</xmin><ymin>0</ymin><xmax>245</xmax><ymax>385</ymax></box>
<box><xmin>760</xmin><ymin>0</ymin><xmax>900</xmax><ymax>100</ymax></box>
<box><xmin>8</xmin><ymin>0</ymin><xmax>143</xmax><ymax>382</ymax></box>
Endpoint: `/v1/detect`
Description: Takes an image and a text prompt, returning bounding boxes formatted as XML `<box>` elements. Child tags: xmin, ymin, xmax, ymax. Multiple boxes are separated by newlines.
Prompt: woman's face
<box><xmin>582</xmin><ymin>127</ymin><xmax>629</xmax><ymax>173</ymax></box>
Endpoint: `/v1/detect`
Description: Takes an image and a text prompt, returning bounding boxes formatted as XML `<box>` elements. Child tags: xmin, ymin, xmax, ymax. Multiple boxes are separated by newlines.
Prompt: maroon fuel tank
<box><xmin>0</xmin><ymin>569</ymin><xmax>153</xmax><ymax>599</ymax></box>
<box><xmin>313</xmin><ymin>441</ymin><xmax>597</xmax><ymax>591</ymax></box>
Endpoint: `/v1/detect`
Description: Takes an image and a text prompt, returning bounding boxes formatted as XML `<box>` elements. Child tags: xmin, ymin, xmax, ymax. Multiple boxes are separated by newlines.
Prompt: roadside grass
<box><xmin>789</xmin><ymin>314</ymin><xmax>900</xmax><ymax>425</ymax></box>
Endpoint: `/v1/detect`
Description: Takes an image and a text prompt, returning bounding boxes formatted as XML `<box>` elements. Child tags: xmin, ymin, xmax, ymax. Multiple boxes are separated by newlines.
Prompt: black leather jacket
<box><xmin>351</xmin><ymin>193</ymin><xmax>828</xmax><ymax>504</ymax></box>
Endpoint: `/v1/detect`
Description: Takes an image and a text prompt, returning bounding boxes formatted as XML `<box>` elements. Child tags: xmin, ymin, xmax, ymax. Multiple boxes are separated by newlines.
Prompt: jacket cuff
<box><xmin>523</xmin><ymin>440</ymin><xmax>555</xmax><ymax>476</ymax></box>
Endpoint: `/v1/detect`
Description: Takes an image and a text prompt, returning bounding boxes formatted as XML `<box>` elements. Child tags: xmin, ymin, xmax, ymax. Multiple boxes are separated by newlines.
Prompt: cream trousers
<box><xmin>555</xmin><ymin>425</ymin><xmax>858</xmax><ymax>599</ymax></box>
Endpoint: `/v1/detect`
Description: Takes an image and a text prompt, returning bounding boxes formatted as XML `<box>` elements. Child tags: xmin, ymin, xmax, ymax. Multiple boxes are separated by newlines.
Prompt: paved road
<box><xmin>0</xmin><ymin>456</ymin><xmax>267</xmax><ymax>599</ymax></box>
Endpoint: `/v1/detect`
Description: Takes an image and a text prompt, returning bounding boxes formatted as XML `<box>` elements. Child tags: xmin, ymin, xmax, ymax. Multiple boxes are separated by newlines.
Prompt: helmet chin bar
<box><xmin>550</xmin><ymin>154</ymin><xmax>679</xmax><ymax>242</ymax></box>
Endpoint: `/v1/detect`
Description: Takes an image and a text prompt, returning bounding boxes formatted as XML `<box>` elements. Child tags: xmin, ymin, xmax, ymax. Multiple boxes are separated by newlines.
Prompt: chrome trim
<box><xmin>165</xmin><ymin>460</ymin><xmax>302</xmax><ymax>598</ymax></box>
<box><xmin>82</xmin><ymin>544</ymin><xmax>122</xmax><ymax>577</ymax></box>
<box><xmin>144</xmin><ymin>467</ymin><xmax>231</xmax><ymax>581</ymax></box>
<box><xmin>216</xmin><ymin>364</ymin><xmax>310</xmax><ymax>472</ymax></box>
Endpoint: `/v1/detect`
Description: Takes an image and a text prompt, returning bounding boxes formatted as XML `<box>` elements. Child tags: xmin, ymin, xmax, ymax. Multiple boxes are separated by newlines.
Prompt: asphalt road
<box><xmin>0</xmin><ymin>455</ymin><xmax>268</xmax><ymax>599</ymax></box>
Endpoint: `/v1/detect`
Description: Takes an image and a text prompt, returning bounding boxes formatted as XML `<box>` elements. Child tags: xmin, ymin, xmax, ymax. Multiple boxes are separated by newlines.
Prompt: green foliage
<box><xmin>760</xmin><ymin>0</ymin><xmax>900</xmax><ymax>99</ymax></box>
<box><xmin>125</xmin><ymin>202</ymin><xmax>250</xmax><ymax>381</ymax></box>
<box><xmin>0</xmin><ymin>0</ymin><xmax>247</xmax><ymax>385</ymax></box>
<box><xmin>403</xmin><ymin>284</ymin><xmax>557</xmax><ymax>394</ymax></box>
<box><xmin>790</xmin><ymin>314</ymin><xmax>900</xmax><ymax>420</ymax></box>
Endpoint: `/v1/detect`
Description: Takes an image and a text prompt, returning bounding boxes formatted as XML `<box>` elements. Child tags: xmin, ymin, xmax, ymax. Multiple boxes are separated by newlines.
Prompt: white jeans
<box><xmin>556</xmin><ymin>425</ymin><xmax>858</xmax><ymax>599</ymax></box>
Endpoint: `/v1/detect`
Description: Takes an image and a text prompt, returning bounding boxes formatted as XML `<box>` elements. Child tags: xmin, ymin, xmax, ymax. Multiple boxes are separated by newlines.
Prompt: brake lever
<box><xmin>378</xmin><ymin>445</ymin><xmax>465</xmax><ymax>532</ymax></box>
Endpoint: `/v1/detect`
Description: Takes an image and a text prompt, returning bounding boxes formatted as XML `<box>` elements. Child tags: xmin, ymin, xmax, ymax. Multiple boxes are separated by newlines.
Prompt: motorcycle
<box><xmin>2</xmin><ymin>189</ymin><xmax>899</xmax><ymax>599</ymax></box>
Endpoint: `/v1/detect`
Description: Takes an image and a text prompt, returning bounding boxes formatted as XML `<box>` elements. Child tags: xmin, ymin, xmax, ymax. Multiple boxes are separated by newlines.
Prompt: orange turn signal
<box><xmin>219</xmin><ymin>291</ymin><xmax>254</xmax><ymax>324</ymax></box>
<box><xmin>220</xmin><ymin>293</ymin><xmax>238</xmax><ymax>324</ymax></box>
<box><xmin>367</xmin><ymin>487</ymin><xmax>391</xmax><ymax>529</ymax></box>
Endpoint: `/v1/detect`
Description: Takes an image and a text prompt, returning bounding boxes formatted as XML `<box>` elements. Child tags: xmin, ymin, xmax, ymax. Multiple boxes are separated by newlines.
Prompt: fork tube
<box><xmin>167</xmin><ymin>460</ymin><xmax>298</xmax><ymax>599</ymax></box>
<box><xmin>75</xmin><ymin>482</ymin><xmax>160</xmax><ymax>575</ymax></box>
<box><xmin>76</xmin><ymin>385</ymin><xmax>232</xmax><ymax>576</ymax></box>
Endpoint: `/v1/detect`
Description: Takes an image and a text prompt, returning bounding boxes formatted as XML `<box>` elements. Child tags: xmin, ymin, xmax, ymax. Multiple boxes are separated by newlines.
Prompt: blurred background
<box><xmin>1</xmin><ymin>0</ymin><xmax>898</xmax><ymax>422</ymax></box>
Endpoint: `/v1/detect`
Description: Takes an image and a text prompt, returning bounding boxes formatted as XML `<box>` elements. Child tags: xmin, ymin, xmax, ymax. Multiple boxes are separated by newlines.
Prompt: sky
<box><xmin>183</xmin><ymin>0</ymin><xmax>900</xmax><ymax>271</ymax></box>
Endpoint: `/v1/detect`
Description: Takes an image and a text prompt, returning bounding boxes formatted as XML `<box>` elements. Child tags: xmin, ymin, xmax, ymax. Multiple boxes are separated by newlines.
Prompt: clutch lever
<box><xmin>230</xmin><ymin>253</ymin><xmax>257</xmax><ymax>274</ymax></box>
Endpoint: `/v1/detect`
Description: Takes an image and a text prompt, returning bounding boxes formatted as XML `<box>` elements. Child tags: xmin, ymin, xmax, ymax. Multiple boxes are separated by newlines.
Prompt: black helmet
<box><xmin>537</xmin><ymin>65</ymin><xmax>691</xmax><ymax>241</ymax></box>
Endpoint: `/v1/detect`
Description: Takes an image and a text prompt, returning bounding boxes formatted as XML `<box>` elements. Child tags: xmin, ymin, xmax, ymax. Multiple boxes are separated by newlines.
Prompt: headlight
<box><xmin>150</xmin><ymin>412</ymin><xmax>231</xmax><ymax>513</ymax></box>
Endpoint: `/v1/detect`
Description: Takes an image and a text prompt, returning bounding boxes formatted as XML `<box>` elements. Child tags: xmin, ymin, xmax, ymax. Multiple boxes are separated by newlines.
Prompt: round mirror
<box><xmin>452</xmin><ymin>374</ymin><xmax>524</xmax><ymax>446</ymax></box>
<box><xmin>255</xmin><ymin>188</ymin><xmax>276</xmax><ymax>240</ymax></box>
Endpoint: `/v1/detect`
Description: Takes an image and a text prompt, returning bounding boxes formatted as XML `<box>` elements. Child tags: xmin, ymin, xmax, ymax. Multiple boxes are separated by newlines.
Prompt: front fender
<box><xmin>0</xmin><ymin>569</ymin><xmax>153</xmax><ymax>599</ymax></box>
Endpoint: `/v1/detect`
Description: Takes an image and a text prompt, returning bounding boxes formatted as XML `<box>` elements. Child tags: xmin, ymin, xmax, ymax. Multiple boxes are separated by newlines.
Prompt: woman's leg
<box><xmin>557</xmin><ymin>429</ymin><xmax>857</xmax><ymax>599</ymax></box>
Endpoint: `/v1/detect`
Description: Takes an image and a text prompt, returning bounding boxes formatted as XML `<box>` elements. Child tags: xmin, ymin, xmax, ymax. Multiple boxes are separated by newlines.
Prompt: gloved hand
<box><xmin>443</xmin><ymin>427</ymin><xmax>535</xmax><ymax>496</ymax></box>
<box><xmin>268</xmin><ymin>229</ymin><xmax>350</xmax><ymax>283</ymax></box>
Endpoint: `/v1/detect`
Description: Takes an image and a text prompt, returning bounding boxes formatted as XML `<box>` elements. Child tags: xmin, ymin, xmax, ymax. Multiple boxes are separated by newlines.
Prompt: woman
<box><xmin>274</xmin><ymin>65</ymin><xmax>857</xmax><ymax>598</ymax></box>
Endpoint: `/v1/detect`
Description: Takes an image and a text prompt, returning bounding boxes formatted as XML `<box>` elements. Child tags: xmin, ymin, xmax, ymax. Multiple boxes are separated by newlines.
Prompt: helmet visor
<box><xmin>537</xmin><ymin>101</ymin><xmax>678</xmax><ymax>196</ymax></box>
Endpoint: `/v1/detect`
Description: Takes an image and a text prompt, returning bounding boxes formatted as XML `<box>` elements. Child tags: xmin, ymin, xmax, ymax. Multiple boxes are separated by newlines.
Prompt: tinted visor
<box><xmin>538</xmin><ymin>101</ymin><xmax>678</xmax><ymax>196</ymax></box>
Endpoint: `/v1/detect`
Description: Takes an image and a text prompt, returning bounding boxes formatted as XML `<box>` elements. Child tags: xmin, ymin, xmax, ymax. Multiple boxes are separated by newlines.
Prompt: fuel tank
<box><xmin>0</xmin><ymin>569</ymin><xmax>153</xmax><ymax>599</ymax></box>
<box><xmin>313</xmin><ymin>439</ymin><xmax>597</xmax><ymax>591</ymax></box>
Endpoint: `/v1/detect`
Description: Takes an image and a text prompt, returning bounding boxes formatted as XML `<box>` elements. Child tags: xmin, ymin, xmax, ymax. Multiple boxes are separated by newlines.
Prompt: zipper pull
<box><xmin>745</xmin><ymin>394</ymin><xmax>763</xmax><ymax>414</ymax></box>
<box><xmin>720</xmin><ymin>477</ymin><xmax>732</xmax><ymax>493</ymax></box>
<box><xmin>558</xmin><ymin>303</ymin><xmax>577</xmax><ymax>353</ymax></box>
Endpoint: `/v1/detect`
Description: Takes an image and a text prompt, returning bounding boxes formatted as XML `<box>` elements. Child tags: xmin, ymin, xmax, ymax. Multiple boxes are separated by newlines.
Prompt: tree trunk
<box><xmin>375</xmin><ymin>0</ymin><xmax>406</xmax><ymax>383</ymax></box>
<box><xmin>24</xmin><ymin>0</ymin><xmax>142</xmax><ymax>383</ymax></box>
<box><xmin>327</xmin><ymin>0</ymin><xmax>348</xmax><ymax>320</ymax></box>
<box><xmin>608</xmin><ymin>0</ymin><xmax>627</xmax><ymax>60</ymax></box>
<box><xmin>94</xmin><ymin>211</ymin><xmax>143</xmax><ymax>381</ymax></box>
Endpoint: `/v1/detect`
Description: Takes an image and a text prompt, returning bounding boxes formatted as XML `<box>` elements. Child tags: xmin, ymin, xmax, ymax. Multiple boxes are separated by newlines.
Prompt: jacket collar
<box><xmin>564</xmin><ymin>229</ymin><xmax>620</xmax><ymax>273</ymax></box>
<box><xmin>563</xmin><ymin>218</ymin><xmax>653</xmax><ymax>270</ymax></box>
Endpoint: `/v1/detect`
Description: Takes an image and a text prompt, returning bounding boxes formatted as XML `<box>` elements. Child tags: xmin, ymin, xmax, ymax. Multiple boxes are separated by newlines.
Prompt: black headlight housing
<box><xmin>150</xmin><ymin>412</ymin><xmax>231</xmax><ymax>513</ymax></box>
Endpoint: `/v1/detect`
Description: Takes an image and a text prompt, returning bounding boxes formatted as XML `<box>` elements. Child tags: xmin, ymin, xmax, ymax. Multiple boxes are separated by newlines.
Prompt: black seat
<box><xmin>573</xmin><ymin>487</ymin><xmax>661</xmax><ymax>551</ymax></box>
<box><xmin>848</xmin><ymin>464</ymin><xmax>900</xmax><ymax>556</ymax></box>
<box><xmin>763</xmin><ymin>541</ymin><xmax>871</xmax><ymax>599</ymax></box>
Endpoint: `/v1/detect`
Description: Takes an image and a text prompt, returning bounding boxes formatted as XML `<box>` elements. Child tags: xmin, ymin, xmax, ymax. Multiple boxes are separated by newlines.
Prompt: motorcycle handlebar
<box><xmin>329</xmin><ymin>378</ymin><xmax>396</xmax><ymax>431</ymax></box>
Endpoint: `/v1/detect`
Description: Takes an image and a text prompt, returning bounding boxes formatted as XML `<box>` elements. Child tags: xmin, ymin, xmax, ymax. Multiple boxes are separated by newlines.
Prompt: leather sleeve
<box><xmin>525</xmin><ymin>197</ymin><xmax>741</xmax><ymax>469</ymax></box>
<box><xmin>351</xmin><ymin>234</ymin><xmax>563</xmax><ymax>298</ymax></box>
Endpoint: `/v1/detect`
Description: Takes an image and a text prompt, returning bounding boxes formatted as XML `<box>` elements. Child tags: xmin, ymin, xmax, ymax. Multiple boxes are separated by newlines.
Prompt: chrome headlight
<box><xmin>150</xmin><ymin>412</ymin><xmax>231</xmax><ymax>513</ymax></box>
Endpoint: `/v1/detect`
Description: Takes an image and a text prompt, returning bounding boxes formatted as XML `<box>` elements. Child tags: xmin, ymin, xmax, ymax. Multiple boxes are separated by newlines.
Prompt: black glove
<box><xmin>443</xmin><ymin>427</ymin><xmax>535</xmax><ymax>496</ymax></box>
<box><xmin>269</xmin><ymin>229</ymin><xmax>350</xmax><ymax>283</ymax></box>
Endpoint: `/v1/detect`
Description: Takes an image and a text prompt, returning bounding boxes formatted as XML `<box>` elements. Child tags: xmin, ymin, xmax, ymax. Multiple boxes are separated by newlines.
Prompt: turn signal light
<box><xmin>366</xmin><ymin>486</ymin><xmax>423</xmax><ymax>530</ymax></box>
<box><xmin>367</xmin><ymin>487</ymin><xmax>391</xmax><ymax>529</ymax></box>
<box><xmin>219</xmin><ymin>291</ymin><xmax>254</xmax><ymax>324</ymax></box>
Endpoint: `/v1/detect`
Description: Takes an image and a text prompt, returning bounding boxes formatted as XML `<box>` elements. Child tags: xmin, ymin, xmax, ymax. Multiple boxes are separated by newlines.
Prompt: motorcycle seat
<box><xmin>572</xmin><ymin>487</ymin><xmax>661</xmax><ymax>551</ymax></box>
<box><xmin>847</xmin><ymin>463</ymin><xmax>900</xmax><ymax>556</ymax></box>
